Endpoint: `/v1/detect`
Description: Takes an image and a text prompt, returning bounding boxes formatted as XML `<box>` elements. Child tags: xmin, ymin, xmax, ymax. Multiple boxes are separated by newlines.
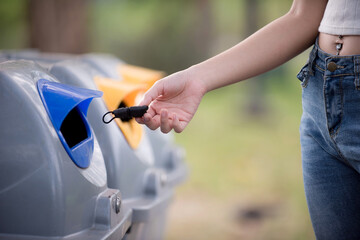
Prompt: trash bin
<box><xmin>0</xmin><ymin>51</ymin><xmax>188</xmax><ymax>240</ymax></box>
<box><xmin>1</xmin><ymin>50</ymin><xmax>188</xmax><ymax>186</ymax></box>
<box><xmin>48</xmin><ymin>58</ymin><xmax>186</xmax><ymax>240</ymax></box>
<box><xmin>0</xmin><ymin>60</ymin><xmax>131</xmax><ymax>240</ymax></box>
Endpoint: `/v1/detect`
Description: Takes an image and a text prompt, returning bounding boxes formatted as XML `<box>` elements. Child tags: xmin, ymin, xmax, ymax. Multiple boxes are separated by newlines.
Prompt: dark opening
<box><xmin>117</xmin><ymin>101</ymin><xmax>134</xmax><ymax>124</ymax></box>
<box><xmin>120</xmin><ymin>226</ymin><xmax>132</xmax><ymax>240</ymax></box>
<box><xmin>118</xmin><ymin>101</ymin><xmax>127</xmax><ymax>109</ymax></box>
<box><xmin>60</xmin><ymin>107</ymin><xmax>88</xmax><ymax>148</ymax></box>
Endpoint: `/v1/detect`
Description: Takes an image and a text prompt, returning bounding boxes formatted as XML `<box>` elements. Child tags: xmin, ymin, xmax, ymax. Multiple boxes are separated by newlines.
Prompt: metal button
<box><xmin>327</xmin><ymin>62</ymin><xmax>337</xmax><ymax>72</ymax></box>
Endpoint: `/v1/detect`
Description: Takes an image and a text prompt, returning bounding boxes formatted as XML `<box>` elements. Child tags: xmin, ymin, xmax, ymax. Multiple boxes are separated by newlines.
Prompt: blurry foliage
<box><xmin>0</xmin><ymin>0</ymin><xmax>28</xmax><ymax>49</ymax></box>
<box><xmin>90</xmin><ymin>0</ymin><xmax>214</xmax><ymax>73</ymax></box>
<box><xmin>0</xmin><ymin>0</ymin><xmax>294</xmax><ymax>74</ymax></box>
<box><xmin>88</xmin><ymin>0</ymin><xmax>294</xmax><ymax>84</ymax></box>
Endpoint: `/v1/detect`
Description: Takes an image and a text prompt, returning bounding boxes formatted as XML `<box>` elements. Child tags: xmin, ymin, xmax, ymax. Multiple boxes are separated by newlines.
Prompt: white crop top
<box><xmin>319</xmin><ymin>0</ymin><xmax>360</xmax><ymax>35</ymax></box>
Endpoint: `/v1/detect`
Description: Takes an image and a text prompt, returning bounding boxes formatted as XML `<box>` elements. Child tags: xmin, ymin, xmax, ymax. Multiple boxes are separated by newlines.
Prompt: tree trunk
<box><xmin>243</xmin><ymin>0</ymin><xmax>267</xmax><ymax>116</ymax></box>
<box><xmin>193</xmin><ymin>0</ymin><xmax>213</xmax><ymax>61</ymax></box>
<box><xmin>28</xmin><ymin>0</ymin><xmax>89</xmax><ymax>53</ymax></box>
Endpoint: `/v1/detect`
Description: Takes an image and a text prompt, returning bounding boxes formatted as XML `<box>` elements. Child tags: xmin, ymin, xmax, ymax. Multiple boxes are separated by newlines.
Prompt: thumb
<box><xmin>138</xmin><ymin>81</ymin><xmax>164</xmax><ymax>106</ymax></box>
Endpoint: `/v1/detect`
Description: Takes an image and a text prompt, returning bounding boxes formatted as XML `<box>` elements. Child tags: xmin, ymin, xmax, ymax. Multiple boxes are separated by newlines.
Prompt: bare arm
<box><xmin>138</xmin><ymin>0</ymin><xmax>328</xmax><ymax>133</ymax></box>
<box><xmin>193</xmin><ymin>0</ymin><xmax>328</xmax><ymax>92</ymax></box>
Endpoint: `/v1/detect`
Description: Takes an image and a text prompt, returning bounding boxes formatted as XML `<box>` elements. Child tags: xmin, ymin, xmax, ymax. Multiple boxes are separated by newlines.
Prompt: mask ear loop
<box><xmin>102</xmin><ymin>111</ymin><xmax>115</xmax><ymax>124</ymax></box>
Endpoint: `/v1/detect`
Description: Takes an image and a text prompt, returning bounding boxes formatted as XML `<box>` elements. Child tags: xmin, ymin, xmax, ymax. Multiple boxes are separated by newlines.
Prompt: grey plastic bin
<box><xmin>0</xmin><ymin>51</ymin><xmax>188</xmax><ymax>240</ymax></box>
<box><xmin>0</xmin><ymin>60</ymin><xmax>131</xmax><ymax>240</ymax></box>
<box><xmin>49</xmin><ymin>58</ymin><xmax>187</xmax><ymax>240</ymax></box>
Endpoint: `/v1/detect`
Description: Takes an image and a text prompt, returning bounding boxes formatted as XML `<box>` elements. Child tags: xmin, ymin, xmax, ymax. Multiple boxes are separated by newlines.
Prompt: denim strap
<box><xmin>308</xmin><ymin>41</ymin><xmax>319</xmax><ymax>76</ymax></box>
<box><xmin>354</xmin><ymin>56</ymin><xmax>360</xmax><ymax>90</ymax></box>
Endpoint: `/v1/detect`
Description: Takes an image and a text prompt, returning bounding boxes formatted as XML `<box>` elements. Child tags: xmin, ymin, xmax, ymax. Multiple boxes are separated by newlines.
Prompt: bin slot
<box><xmin>60</xmin><ymin>107</ymin><xmax>88</xmax><ymax>148</ymax></box>
<box><xmin>37</xmin><ymin>79</ymin><xmax>102</xmax><ymax>168</ymax></box>
<box><xmin>118</xmin><ymin>101</ymin><xmax>127</xmax><ymax>109</ymax></box>
<box><xmin>94</xmin><ymin>76</ymin><xmax>146</xmax><ymax>149</ymax></box>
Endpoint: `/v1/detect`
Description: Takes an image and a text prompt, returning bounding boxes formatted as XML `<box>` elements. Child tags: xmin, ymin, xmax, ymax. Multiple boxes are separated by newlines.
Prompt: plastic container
<box><xmin>49</xmin><ymin>58</ymin><xmax>185</xmax><ymax>240</ymax></box>
<box><xmin>0</xmin><ymin>60</ymin><xmax>130</xmax><ymax>240</ymax></box>
<box><xmin>0</xmin><ymin>51</ymin><xmax>188</xmax><ymax>240</ymax></box>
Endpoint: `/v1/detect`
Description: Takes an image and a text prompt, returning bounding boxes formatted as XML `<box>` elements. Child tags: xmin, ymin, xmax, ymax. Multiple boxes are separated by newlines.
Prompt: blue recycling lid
<box><xmin>37</xmin><ymin>79</ymin><xmax>103</xmax><ymax>168</ymax></box>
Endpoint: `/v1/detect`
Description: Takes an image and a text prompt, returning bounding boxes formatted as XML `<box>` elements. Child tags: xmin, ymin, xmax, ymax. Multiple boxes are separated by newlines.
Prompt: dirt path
<box><xmin>164</xmin><ymin>190</ymin><xmax>301</xmax><ymax>240</ymax></box>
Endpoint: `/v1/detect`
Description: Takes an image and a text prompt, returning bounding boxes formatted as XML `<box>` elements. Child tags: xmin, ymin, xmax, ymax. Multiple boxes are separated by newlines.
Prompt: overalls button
<box><xmin>327</xmin><ymin>62</ymin><xmax>337</xmax><ymax>72</ymax></box>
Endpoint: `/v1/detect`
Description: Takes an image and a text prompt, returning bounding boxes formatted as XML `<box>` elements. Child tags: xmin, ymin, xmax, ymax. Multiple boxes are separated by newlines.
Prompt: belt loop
<box><xmin>307</xmin><ymin>43</ymin><xmax>318</xmax><ymax>76</ymax></box>
<box><xmin>355</xmin><ymin>56</ymin><xmax>360</xmax><ymax>90</ymax></box>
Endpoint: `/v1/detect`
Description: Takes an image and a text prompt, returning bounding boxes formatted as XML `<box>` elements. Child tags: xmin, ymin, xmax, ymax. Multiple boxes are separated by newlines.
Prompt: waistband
<box><xmin>308</xmin><ymin>39</ymin><xmax>360</xmax><ymax>87</ymax></box>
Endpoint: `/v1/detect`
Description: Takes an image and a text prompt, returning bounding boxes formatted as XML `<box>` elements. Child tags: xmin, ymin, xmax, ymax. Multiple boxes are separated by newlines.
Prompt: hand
<box><xmin>136</xmin><ymin>68</ymin><xmax>206</xmax><ymax>133</ymax></box>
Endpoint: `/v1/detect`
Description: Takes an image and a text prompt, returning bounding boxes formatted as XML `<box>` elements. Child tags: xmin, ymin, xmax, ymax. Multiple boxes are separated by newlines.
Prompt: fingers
<box><xmin>160</xmin><ymin>111</ymin><xmax>186</xmax><ymax>133</ymax></box>
<box><xmin>135</xmin><ymin>81</ymin><xmax>163</xmax><ymax>126</ymax></box>
<box><xmin>135</xmin><ymin>105</ymin><xmax>156</xmax><ymax>124</ymax></box>
<box><xmin>160</xmin><ymin>110</ymin><xmax>171</xmax><ymax>133</ymax></box>
<box><xmin>142</xmin><ymin>112</ymin><xmax>160</xmax><ymax>130</ymax></box>
<box><xmin>136</xmin><ymin>110</ymin><xmax>185</xmax><ymax>134</ymax></box>
<box><xmin>135</xmin><ymin>117</ymin><xmax>144</xmax><ymax>124</ymax></box>
<box><xmin>172</xmin><ymin>114</ymin><xmax>185</xmax><ymax>133</ymax></box>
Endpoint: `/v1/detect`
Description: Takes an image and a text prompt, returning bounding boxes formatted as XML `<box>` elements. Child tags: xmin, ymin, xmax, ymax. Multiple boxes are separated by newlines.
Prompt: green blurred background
<box><xmin>0</xmin><ymin>0</ymin><xmax>315</xmax><ymax>239</ymax></box>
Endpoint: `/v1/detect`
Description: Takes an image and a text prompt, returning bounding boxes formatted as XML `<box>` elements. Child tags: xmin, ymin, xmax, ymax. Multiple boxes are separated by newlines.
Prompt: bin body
<box><xmin>49</xmin><ymin>59</ymin><xmax>177</xmax><ymax>240</ymax></box>
<box><xmin>0</xmin><ymin>60</ymin><xmax>130</xmax><ymax>240</ymax></box>
<box><xmin>0</xmin><ymin>52</ymin><xmax>188</xmax><ymax>240</ymax></box>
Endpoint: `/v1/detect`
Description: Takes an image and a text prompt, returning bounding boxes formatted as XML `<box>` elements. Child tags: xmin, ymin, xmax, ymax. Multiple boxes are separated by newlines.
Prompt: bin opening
<box><xmin>37</xmin><ymin>79</ymin><xmax>102</xmax><ymax>168</ymax></box>
<box><xmin>94</xmin><ymin>76</ymin><xmax>146</xmax><ymax>149</ymax></box>
<box><xmin>60</xmin><ymin>107</ymin><xmax>88</xmax><ymax>148</ymax></box>
<box><xmin>118</xmin><ymin>101</ymin><xmax>127</xmax><ymax>109</ymax></box>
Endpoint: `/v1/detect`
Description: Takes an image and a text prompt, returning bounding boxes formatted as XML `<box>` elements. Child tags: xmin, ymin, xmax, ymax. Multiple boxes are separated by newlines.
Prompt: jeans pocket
<box><xmin>297</xmin><ymin>63</ymin><xmax>310</xmax><ymax>88</ymax></box>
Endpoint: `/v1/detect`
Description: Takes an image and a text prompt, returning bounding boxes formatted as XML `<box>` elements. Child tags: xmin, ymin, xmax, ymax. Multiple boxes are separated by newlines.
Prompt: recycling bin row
<box><xmin>0</xmin><ymin>51</ymin><xmax>187</xmax><ymax>240</ymax></box>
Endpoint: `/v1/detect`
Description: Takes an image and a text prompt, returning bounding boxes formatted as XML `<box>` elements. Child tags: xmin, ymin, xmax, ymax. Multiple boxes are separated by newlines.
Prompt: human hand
<box><xmin>136</xmin><ymin>69</ymin><xmax>206</xmax><ymax>133</ymax></box>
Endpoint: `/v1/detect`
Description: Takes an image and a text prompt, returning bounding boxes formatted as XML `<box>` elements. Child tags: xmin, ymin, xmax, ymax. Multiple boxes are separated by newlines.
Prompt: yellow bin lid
<box><xmin>94</xmin><ymin>76</ymin><xmax>147</xmax><ymax>149</ymax></box>
<box><xmin>118</xmin><ymin>64</ymin><xmax>165</xmax><ymax>89</ymax></box>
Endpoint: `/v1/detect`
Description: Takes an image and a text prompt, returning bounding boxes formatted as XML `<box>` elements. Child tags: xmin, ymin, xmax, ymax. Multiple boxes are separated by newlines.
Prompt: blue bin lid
<box><xmin>37</xmin><ymin>79</ymin><xmax>103</xmax><ymax>168</ymax></box>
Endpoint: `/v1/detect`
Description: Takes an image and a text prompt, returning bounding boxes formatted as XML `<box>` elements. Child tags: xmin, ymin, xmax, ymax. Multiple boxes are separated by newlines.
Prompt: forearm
<box><xmin>190</xmin><ymin>0</ymin><xmax>327</xmax><ymax>92</ymax></box>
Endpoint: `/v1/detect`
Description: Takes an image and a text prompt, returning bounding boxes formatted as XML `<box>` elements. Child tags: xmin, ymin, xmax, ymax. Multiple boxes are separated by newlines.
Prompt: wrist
<box><xmin>186</xmin><ymin>65</ymin><xmax>210</xmax><ymax>96</ymax></box>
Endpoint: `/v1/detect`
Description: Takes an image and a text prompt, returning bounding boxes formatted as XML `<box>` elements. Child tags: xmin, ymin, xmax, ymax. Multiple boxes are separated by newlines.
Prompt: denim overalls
<box><xmin>298</xmin><ymin>40</ymin><xmax>360</xmax><ymax>239</ymax></box>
